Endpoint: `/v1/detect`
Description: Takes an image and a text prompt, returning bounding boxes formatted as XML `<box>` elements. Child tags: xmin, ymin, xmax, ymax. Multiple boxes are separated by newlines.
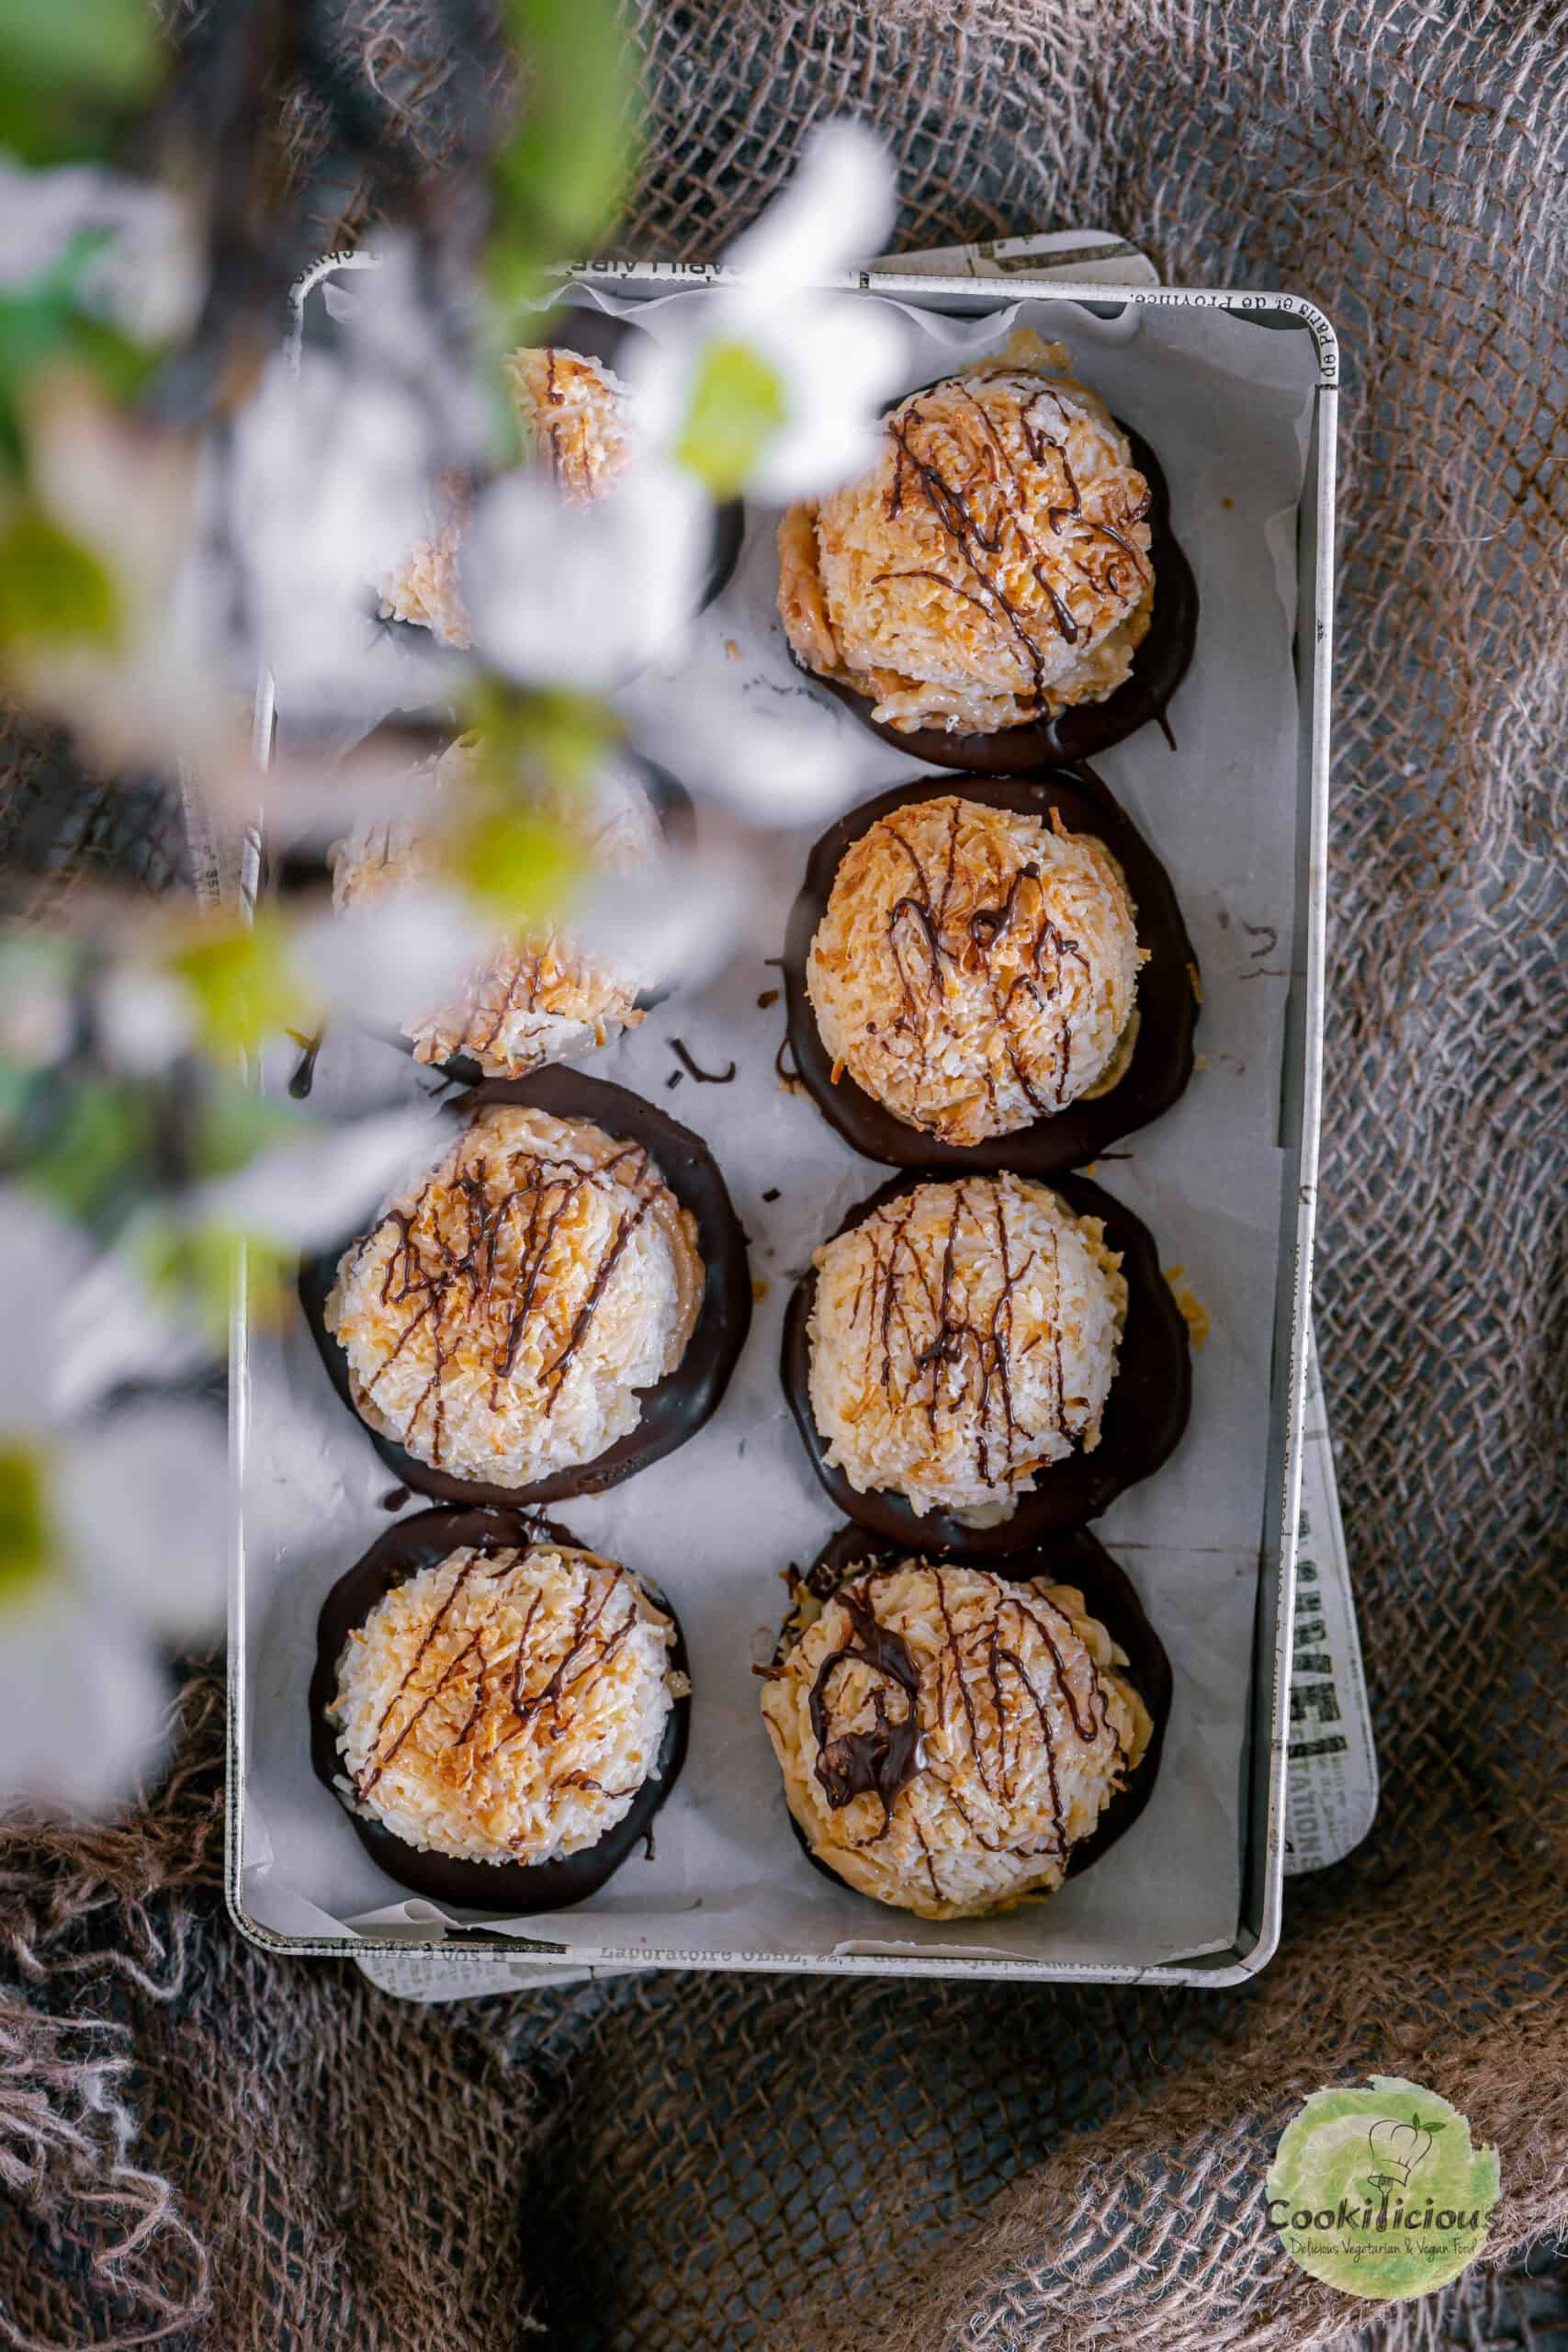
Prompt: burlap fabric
<box><xmin>2</xmin><ymin>3</ymin><xmax>1565</xmax><ymax>2345</ymax></box>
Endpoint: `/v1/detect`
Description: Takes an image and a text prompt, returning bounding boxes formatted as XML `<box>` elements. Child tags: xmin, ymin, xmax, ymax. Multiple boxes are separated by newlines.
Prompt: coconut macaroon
<box><xmin>324</xmin><ymin>1105</ymin><xmax>704</xmax><ymax>1488</ymax></box>
<box><xmin>778</xmin><ymin>331</ymin><xmax>1154</xmax><ymax>736</ymax></box>
<box><xmin>378</xmin><ymin>345</ymin><xmax>633</xmax><ymax>647</ymax></box>
<box><xmin>761</xmin><ymin>1561</ymin><xmax>1151</xmax><ymax>1920</ymax></box>
<box><xmin>330</xmin><ymin>1542</ymin><xmax>684</xmax><ymax>1865</ymax></box>
<box><xmin>332</xmin><ymin>738</ymin><xmax>665</xmax><ymax>1078</ymax></box>
<box><xmin>502</xmin><ymin>345</ymin><xmax>632</xmax><ymax>504</ymax></box>
<box><xmin>807</xmin><ymin>793</ymin><xmax>1143</xmax><ymax>1147</ymax></box>
<box><xmin>807</xmin><ymin>1174</ymin><xmax>1127</xmax><ymax>1525</ymax></box>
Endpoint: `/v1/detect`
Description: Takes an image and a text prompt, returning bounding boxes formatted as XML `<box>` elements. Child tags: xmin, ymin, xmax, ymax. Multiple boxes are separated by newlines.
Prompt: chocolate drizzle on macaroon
<box><xmin>784</xmin><ymin>768</ymin><xmax>1198</xmax><ymax>1172</ymax></box>
<box><xmin>300</xmin><ymin>1068</ymin><xmax>751</xmax><ymax>1509</ymax></box>
<box><xmin>781</xmin><ymin>1169</ymin><xmax>1190</xmax><ymax>1557</ymax></box>
<box><xmin>761</xmin><ymin>1525</ymin><xmax>1169</xmax><ymax>1917</ymax></box>
<box><xmin>310</xmin><ymin>1504</ymin><xmax>690</xmax><ymax>1912</ymax></box>
<box><xmin>807</xmin><ymin>1585</ymin><xmax>923</xmax><ymax>1825</ymax></box>
<box><xmin>789</xmin><ymin>402</ymin><xmax>1196</xmax><ymax>772</ymax></box>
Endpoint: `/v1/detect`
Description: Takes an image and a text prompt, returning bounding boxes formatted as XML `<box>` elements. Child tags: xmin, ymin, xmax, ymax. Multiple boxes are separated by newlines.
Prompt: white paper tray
<box><xmin>225</xmin><ymin>244</ymin><xmax>1341</xmax><ymax>1987</ymax></box>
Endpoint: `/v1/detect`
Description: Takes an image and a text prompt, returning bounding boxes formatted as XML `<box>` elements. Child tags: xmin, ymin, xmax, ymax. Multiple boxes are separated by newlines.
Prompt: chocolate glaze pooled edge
<box><xmin>764</xmin><ymin>1522</ymin><xmax>1171</xmax><ymax>1894</ymax></box>
<box><xmin>794</xmin><ymin>415</ymin><xmax>1197</xmax><ymax>773</ymax></box>
<box><xmin>780</xmin><ymin>1168</ymin><xmax>1190</xmax><ymax>1558</ymax></box>
<box><xmin>299</xmin><ymin>1065</ymin><xmax>752</xmax><ymax>1509</ymax></box>
<box><xmin>309</xmin><ymin>1503</ymin><xmax>690</xmax><ymax>1913</ymax></box>
<box><xmin>783</xmin><ymin>766</ymin><xmax>1199</xmax><ymax>1172</ymax></box>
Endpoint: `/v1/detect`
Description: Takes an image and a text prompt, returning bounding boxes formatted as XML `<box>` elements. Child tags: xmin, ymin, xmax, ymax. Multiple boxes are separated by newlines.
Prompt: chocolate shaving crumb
<box><xmin>761</xmin><ymin>1187</ymin><xmax>781</xmax><ymax>1203</ymax></box>
<box><xmin>757</xmin><ymin>988</ymin><xmax>779</xmax><ymax>1009</ymax></box>
<box><xmin>666</xmin><ymin>1069</ymin><xmax>683</xmax><ymax>1089</ymax></box>
<box><xmin>671</xmin><ymin>1038</ymin><xmax>738</xmax><ymax>1085</ymax></box>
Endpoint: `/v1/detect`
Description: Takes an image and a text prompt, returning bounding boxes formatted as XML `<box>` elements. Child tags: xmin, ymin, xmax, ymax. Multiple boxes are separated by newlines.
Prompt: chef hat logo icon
<box><xmin>1366</xmin><ymin>2113</ymin><xmax>1439</xmax><ymax>2188</ymax></box>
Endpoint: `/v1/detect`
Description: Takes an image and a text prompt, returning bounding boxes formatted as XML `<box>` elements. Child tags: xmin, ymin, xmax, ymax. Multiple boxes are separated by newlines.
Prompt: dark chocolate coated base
<box><xmin>781</xmin><ymin>1169</ymin><xmax>1190</xmax><ymax>1555</ymax></box>
<box><xmin>795</xmin><ymin>419</ymin><xmax>1196</xmax><ymax>771</ymax></box>
<box><xmin>310</xmin><ymin>1504</ymin><xmax>688</xmax><ymax>1912</ymax></box>
<box><xmin>772</xmin><ymin>1522</ymin><xmax>1170</xmax><ymax>1894</ymax></box>
<box><xmin>783</xmin><ymin>766</ymin><xmax>1199</xmax><ymax>1173</ymax></box>
<box><xmin>527</xmin><ymin>301</ymin><xmax>745</xmax><ymax>611</ymax></box>
<box><xmin>299</xmin><ymin>1067</ymin><xmax>751</xmax><ymax>1508</ymax></box>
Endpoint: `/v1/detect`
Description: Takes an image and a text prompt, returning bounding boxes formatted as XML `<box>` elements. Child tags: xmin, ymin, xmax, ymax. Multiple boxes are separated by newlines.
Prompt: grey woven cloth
<box><xmin>2</xmin><ymin>3</ymin><xmax>1566</xmax><ymax>2346</ymax></box>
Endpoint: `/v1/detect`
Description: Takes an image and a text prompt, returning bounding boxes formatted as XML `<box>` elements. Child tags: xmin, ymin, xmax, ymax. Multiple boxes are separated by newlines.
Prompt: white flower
<box><xmin>95</xmin><ymin>967</ymin><xmax>197</xmax><ymax>1073</ymax></box>
<box><xmin>571</xmin><ymin>835</ymin><xmax>750</xmax><ymax>992</ymax></box>
<box><xmin>0</xmin><ymin>934</ymin><xmax>74</xmax><ymax>1069</ymax></box>
<box><xmin>289</xmin><ymin>884</ymin><xmax>484</xmax><ymax>1037</ymax></box>
<box><xmin>0</xmin><ymin>1398</ymin><xmax>228</xmax><ymax>1811</ymax></box>
<box><xmin>313</xmin><ymin>232</ymin><xmax>489</xmax><ymax>468</ymax></box>
<box><xmin>0</xmin><ymin>160</ymin><xmax>205</xmax><ymax>345</ymax></box>
<box><xmin>627</xmin><ymin>120</ymin><xmax>906</xmax><ymax>503</ymax></box>
<box><xmin>4</xmin><ymin>373</ymin><xmax>221</xmax><ymax>775</ymax></box>
<box><xmin>460</xmin><ymin>459</ymin><xmax>709</xmax><ymax>688</ymax></box>
<box><xmin>0</xmin><ymin>1197</ymin><xmax>226</xmax><ymax>1810</ymax></box>
<box><xmin>193</xmin><ymin>1102</ymin><xmax>446</xmax><ymax>1251</ymax></box>
<box><xmin>212</xmin><ymin>347</ymin><xmax>453</xmax><ymax>728</ymax></box>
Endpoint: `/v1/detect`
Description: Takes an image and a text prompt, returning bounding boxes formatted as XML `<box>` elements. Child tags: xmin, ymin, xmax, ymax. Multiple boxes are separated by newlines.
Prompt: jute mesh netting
<box><xmin>2</xmin><ymin>3</ymin><xmax>1566</xmax><ymax>2346</ymax></box>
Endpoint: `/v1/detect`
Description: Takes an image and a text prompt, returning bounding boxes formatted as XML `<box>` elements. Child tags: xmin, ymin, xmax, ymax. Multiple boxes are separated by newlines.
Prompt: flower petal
<box><xmin>461</xmin><ymin>461</ymin><xmax>707</xmax><ymax>688</ymax></box>
<box><xmin>0</xmin><ymin>1590</ymin><xmax>171</xmax><ymax>1810</ymax></box>
<box><xmin>197</xmin><ymin>1104</ymin><xmax>446</xmax><ymax>1250</ymax></box>
<box><xmin>725</xmin><ymin>121</ymin><xmax>897</xmax><ymax>292</ymax></box>
<box><xmin>56</xmin><ymin>1405</ymin><xmax>228</xmax><ymax>1639</ymax></box>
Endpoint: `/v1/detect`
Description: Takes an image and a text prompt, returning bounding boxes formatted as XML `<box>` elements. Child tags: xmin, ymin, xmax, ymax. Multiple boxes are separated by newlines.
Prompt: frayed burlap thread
<box><xmin>2</xmin><ymin>2</ymin><xmax>1566</xmax><ymax>2346</ymax></box>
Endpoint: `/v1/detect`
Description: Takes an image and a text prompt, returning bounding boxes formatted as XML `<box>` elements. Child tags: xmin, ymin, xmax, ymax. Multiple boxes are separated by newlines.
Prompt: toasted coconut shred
<box><xmin>377</xmin><ymin>344</ymin><xmax>633</xmax><ymax>648</ymax></box>
<box><xmin>332</xmin><ymin>739</ymin><xmax>664</xmax><ymax>1079</ymax></box>
<box><xmin>807</xmin><ymin>794</ymin><xmax>1144</xmax><ymax>1146</ymax></box>
<box><xmin>325</xmin><ymin>1105</ymin><xmax>704</xmax><ymax>1488</ymax></box>
<box><xmin>761</xmin><ymin>1561</ymin><xmax>1150</xmax><ymax>1919</ymax></box>
<box><xmin>778</xmin><ymin>331</ymin><xmax>1155</xmax><ymax>735</ymax></box>
<box><xmin>332</xmin><ymin>1544</ymin><xmax>684</xmax><ymax>1864</ymax></box>
<box><xmin>807</xmin><ymin>1174</ymin><xmax>1127</xmax><ymax>1525</ymax></box>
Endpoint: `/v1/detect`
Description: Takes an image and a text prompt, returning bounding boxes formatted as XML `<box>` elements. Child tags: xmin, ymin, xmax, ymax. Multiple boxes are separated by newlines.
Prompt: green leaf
<box><xmin>0</xmin><ymin>234</ymin><xmax>158</xmax><ymax>470</ymax></box>
<box><xmin>194</xmin><ymin>1075</ymin><xmax>304</xmax><ymax>1179</ymax></box>
<box><xmin>450</xmin><ymin>802</ymin><xmax>584</xmax><ymax>926</ymax></box>
<box><xmin>0</xmin><ymin>506</ymin><xmax>120</xmax><ymax>651</ymax></box>
<box><xmin>674</xmin><ymin>339</ymin><xmax>789</xmax><ymax>498</ymax></box>
<box><xmin>494</xmin><ymin>0</ymin><xmax>633</xmax><ymax>248</ymax></box>
<box><xmin>0</xmin><ymin>0</ymin><xmax>162</xmax><ymax>104</ymax></box>
<box><xmin>18</xmin><ymin>1077</ymin><xmax>147</xmax><ymax>1223</ymax></box>
<box><xmin>171</xmin><ymin>917</ymin><xmax>314</xmax><ymax>1057</ymax></box>
<box><xmin>0</xmin><ymin>1442</ymin><xmax>55</xmax><ymax>1607</ymax></box>
<box><xmin>136</xmin><ymin>1216</ymin><xmax>289</xmax><ymax>1350</ymax></box>
<box><xmin>464</xmin><ymin>683</ymin><xmax>619</xmax><ymax>797</ymax></box>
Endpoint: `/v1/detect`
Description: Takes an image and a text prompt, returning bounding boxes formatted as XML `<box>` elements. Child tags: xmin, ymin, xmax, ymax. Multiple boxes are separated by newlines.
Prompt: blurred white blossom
<box><xmin>290</xmin><ymin>884</ymin><xmax>484</xmax><ymax>1037</ymax></box>
<box><xmin>192</xmin><ymin>1101</ymin><xmax>444</xmax><ymax>1251</ymax></box>
<box><xmin>628</xmin><ymin>121</ymin><xmax>905</xmax><ymax>503</ymax></box>
<box><xmin>0</xmin><ymin>1197</ymin><xmax>225</xmax><ymax>1809</ymax></box>
<box><xmin>461</xmin><ymin>459</ymin><xmax>708</xmax><ymax>688</ymax></box>
<box><xmin>0</xmin><ymin>160</ymin><xmax>205</xmax><ymax>344</ymax></box>
<box><xmin>216</xmin><ymin>349</ymin><xmax>449</xmax><ymax>727</ymax></box>
<box><xmin>3</xmin><ymin>372</ymin><xmax>218</xmax><ymax>771</ymax></box>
